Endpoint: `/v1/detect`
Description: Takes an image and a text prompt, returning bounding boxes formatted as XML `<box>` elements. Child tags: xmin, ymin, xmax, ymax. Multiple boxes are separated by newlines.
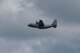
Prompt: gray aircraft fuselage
<box><xmin>28</xmin><ymin>23</ymin><xmax>53</xmax><ymax>29</ymax></box>
<box><xmin>28</xmin><ymin>19</ymin><xmax>57</xmax><ymax>29</ymax></box>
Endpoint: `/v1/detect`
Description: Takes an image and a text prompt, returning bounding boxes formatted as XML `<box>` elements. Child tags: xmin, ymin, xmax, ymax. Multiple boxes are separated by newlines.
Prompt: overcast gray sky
<box><xmin>0</xmin><ymin>0</ymin><xmax>80</xmax><ymax>53</ymax></box>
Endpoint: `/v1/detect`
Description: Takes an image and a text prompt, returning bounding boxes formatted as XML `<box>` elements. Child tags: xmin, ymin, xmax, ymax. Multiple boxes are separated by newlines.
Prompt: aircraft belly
<box><xmin>38</xmin><ymin>25</ymin><xmax>51</xmax><ymax>29</ymax></box>
<box><xmin>44</xmin><ymin>25</ymin><xmax>51</xmax><ymax>28</ymax></box>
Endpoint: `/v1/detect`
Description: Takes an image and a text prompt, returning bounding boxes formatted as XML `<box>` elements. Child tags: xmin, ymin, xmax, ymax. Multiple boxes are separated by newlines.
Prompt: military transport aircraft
<box><xmin>28</xmin><ymin>19</ymin><xmax>57</xmax><ymax>29</ymax></box>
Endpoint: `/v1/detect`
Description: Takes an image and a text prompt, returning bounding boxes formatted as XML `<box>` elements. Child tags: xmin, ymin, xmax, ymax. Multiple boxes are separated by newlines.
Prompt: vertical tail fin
<box><xmin>51</xmin><ymin>19</ymin><xmax>57</xmax><ymax>28</ymax></box>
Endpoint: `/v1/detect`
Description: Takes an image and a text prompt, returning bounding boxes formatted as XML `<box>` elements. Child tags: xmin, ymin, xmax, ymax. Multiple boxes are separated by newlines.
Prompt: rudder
<box><xmin>51</xmin><ymin>19</ymin><xmax>57</xmax><ymax>28</ymax></box>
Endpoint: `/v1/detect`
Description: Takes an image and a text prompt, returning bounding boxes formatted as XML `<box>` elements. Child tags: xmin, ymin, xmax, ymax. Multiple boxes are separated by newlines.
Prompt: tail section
<box><xmin>51</xmin><ymin>19</ymin><xmax>57</xmax><ymax>28</ymax></box>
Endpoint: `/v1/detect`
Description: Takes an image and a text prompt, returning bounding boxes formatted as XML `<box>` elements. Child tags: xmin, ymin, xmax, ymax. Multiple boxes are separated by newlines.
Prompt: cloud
<box><xmin>0</xmin><ymin>0</ymin><xmax>80</xmax><ymax>53</ymax></box>
<box><xmin>0</xmin><ymin>0</ymin><xmax>23</xmax><ymax>13</ymax></box>
<box><xmin>34</xmin><ymin>0</ymin><xmax>80</xmax><ymax>23</ymax></box>
<box><xmin>0</xmin><ymin>35</ymin><xmax>80</xmax><ymax>53</ymax></box>
<box><xmin>0</xmin><ymin>37</ymin><xmax>58</xmax><ymax>53</ymax></box>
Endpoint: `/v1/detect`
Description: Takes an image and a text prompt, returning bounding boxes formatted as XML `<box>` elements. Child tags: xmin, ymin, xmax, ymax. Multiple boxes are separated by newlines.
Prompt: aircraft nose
<box><xmin>28</xmin><ymin>24</ymin><xmax>30</xmax><ymax>26</ymax></box>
